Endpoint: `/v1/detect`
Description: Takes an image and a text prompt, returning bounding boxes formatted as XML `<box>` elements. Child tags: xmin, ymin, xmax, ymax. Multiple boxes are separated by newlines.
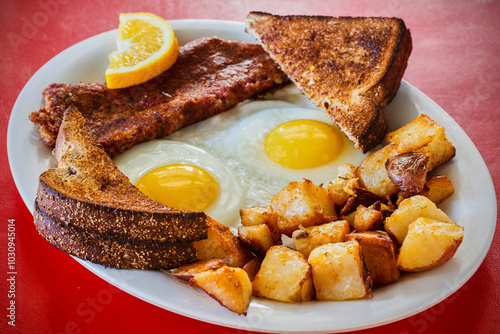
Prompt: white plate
<box><xmin>7</xmin><ymin>20</ymin><xmax>497</xmax><ymax>333</ymax></box>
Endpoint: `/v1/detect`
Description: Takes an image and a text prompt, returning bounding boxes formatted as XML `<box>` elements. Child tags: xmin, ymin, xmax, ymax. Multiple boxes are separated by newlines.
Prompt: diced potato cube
<box><xmin>384</xmin><ymin>195</ymin><xmax>454</xmax><ymax>244</ymax></box>
<box><xmin>421</xmin><ymin>175</ymin><xmax>455</xmax><ymax>204</ymax></box>
<box><xmin>190</xmin><ymin>266</ymin><xmax>252</xmax><ymax>315</ymax></box>
<box><xmin>292</xmin><ymin>220</ymin><xmax>351</xmax><ymax>257</ymax></box>
<box><xmin>397</xmin><ymin>218</ymin><xmax>464</xmax><ymax>272</ymax></box>
<box><xmin>172</xmin><ymin>259</ymin><xmax>226</xmax><ymax>281</ymax></box>
<box><xmin>238</xmin><ymin>224</ymin><xmax>277</xmax><ymax>257</ymax></box>
<box><xmin>242</xmin><ymin>258</ymin><xmax>262</xmax><ymax>282</ymax></box>
<box><xmin>193</xmin><ymin>217</ymin><xmax>253</xmax><ymax>267</ymax></box>
<box><xmin>271</xmin><ymin>179</ymin><xmax>337</xmax><ymax>237</ymax></box>
<box><xmin>353</xmin><ymin>205</ymin><xmax>384</xmax><ymax>231</ymax></box>
<box><xmin>356</xmin><ymin>142</ymin><xmax>400</xmax><ymax>197</ymax></box>
<box><xmin>386</xmin><ymin>114</ymin><xmax>456</xmax><ymax>170</ymax></box>
<box><xmin>327</xmin><ymin>163</ymin><xmax>359</xmax><ymax>206</ymax></box>
<box><xmin>252</xmin><ymin>246</ymin><xmax>314</xmax><ymax>303</ymax></box>
<box><xmin>308</xmin><ymin>241</ymin><xmax>372</xmax><ymax>301</ymax></box>
<box><xmin>345</xmin><ymin>231</ymin><xmax>400</xmax><ymax>284</ymax></box>
<box><xmin>357</xmin><ymin>114</ymin><xmax>455</xmax><ymax>198</ymax></box>
<box><xmin>240</xmin><ymin>205</ymin><xmax>280</xmax><ymax>243</ymax></box>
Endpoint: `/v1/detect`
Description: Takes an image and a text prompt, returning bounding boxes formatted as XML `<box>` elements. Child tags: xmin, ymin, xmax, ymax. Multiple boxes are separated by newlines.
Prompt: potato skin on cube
<box><xmin>252</xmin><ymin>246</ymin><xmax>314</xmax><ymax>303</ymax></box>
<box><xmin>384</xmin><ymin>195</ymin><xmax>454</xmax><ymax>244</ymax></box>
<box><xmin>345</xmin><ymin>231</ymin><xmax>400</xmax><ymax>285</ymax></box>
<box><xmin>190</xmin><ymin>266</ymin><xmax>252</xmax><ymax>315</ymax></box>
<box><xmin>271</xmin><ymin>179</ymin><xmax>337</xmax><ymax>237</ymax></box>
<box><xmin>397</xmin><ymin>217</ymin><xmax>464</xmax><ymax>272</ymax></box>
<box><xmin>292</xmin><ymin>220</ymin><xmax>351</xmax><ymax>257</ymax></box>
<box><xmin>239</xmin><ymin>205</ymin><xmax>281</xmax><ymax>243</ymax></box>
<box><xmin>172</xmin><ymin>259</ymin><xmax>226</xmax><ymax>281</ymax></box>
<box><xmin>308</xmin><ymin>241</ymin><xmax>372</xmax><ymax>301</ymax></box>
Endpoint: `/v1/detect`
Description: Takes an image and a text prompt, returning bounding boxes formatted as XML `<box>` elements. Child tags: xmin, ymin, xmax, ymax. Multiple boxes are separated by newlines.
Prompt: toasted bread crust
<box><xmin>245</xmin><ymin>12</ymin><xmax>412</xmax><ymax>152</ymax></box>
<box><xmin>33</xmin><ymin>107</ymin><xmax>208</xmax><ymax>269</ymax></box>
<box><xmin>34</xmin><ymin>204</ymin><xmax>196</xmax><ymax>269</ymax></box>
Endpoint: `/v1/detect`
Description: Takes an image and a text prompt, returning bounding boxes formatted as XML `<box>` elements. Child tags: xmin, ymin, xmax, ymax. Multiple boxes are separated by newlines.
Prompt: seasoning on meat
<box><xmin>30</xmin><ymin>37</ymin><xmax>288</xmax><ymax>157</ymax></box>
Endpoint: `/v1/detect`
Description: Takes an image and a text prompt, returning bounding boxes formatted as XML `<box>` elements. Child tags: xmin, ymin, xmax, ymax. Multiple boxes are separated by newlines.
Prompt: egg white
<box><xmin>114</xmin><ymin>84</ymin><xmax>368</xmax><ymax>228</ymax></box>
<box><xmin>113</xmin><ymin>140</ymin><xmax>244</xmax><ymax>228</ymax></box>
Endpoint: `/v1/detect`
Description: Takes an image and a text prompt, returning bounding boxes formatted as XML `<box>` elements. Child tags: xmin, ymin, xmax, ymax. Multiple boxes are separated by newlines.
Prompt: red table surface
<box><xmin>1</xmin><ymin>0</ymin><xmax>499</xmax><ymax>333</ymax></box>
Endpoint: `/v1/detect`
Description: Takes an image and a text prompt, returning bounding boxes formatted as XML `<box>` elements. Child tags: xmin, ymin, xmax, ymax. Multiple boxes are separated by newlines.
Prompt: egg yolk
<box><xmin>135</xmin><ymin>164</ymin><xmax>219</xmax><ymax>211</ymax></box>
<box><xmin>264</xmin><ymin>119</ymin><xmax>344</xmax><ymax>169</ymax></box>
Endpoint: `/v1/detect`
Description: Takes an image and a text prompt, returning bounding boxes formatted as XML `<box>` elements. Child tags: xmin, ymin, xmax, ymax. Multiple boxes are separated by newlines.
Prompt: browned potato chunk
<box><xmin>397</xmin><ymin>218</ymin><xmax>464</xmax><ymax>272</ymax></box>
<box><xmin>421</xmin><ymin>175</ymin><xmax>455</xmax><ymax>204</ymax></box>
<box><xmin>357</xmin><ymin>114</ymin><xmax>455</xmax><ymax>197</ymax></box>
<box><xmin>308</xmin><ymin>241</ymin><xmax>372</xmax><ymax>301</ymax></box>
<box><xmin>172</xmin><ymin>259</ymin><xmax>226</xmax><ymax>281</ymax></box>
<box><xmin>327</xmin><ymin>163</ymin><xmax>359</xmax><ymax>206</ymax></box>
<box><xmin>193</xmin><ymin>217</ymin><xmax>253</xmax><ymax>267</ymax></box>
<box><xmin>292</xmin><ymin>220</ymin><xmax>351</xmax><ymax>257</ymax></box>
<box><xmin>356</xmin><ymin>142</ymin><xmax>400</xmax><ymax>197</ymax></box>
<box><xmin>385</xmin><ymin>152</ymin><xmax>429</xmax><ymax>195</ymax></box>
<box><xmin>353</xmin><ymin>205</ymin><xmax>384</xmax><ymax>232</ymax></box>
<box><xmin>271</xmin><ymin>179</ymin><xmax>337</xmax><ymax>237</ymax></box>
<box><xmin>240</xmin><ymin>205</ymin><xmax>280</xmax><ymax>243</ymax></box>
<box><xmin>252</xmin><ymin>246</ymin><xmax>314</xmax><ymax>303</ymax></box>
<box><xmin>238</xmin><ymin>224</ymin><xmax>276</xmax><ymax>257</ymax></box>
<box><xmin>386</xmin><ymin>114</ymin><xmax>456</xmax><ymax>170</ymax></box>
<box><xmin>242</xmin><ymin>258</ymin><xmax>262</xmax><ymax>282</ymax></box>
<box><xmin>190</xmin><ymin>266</ymin><xmax>252</xmax><ymax>315</ymax></box>
<box><xmin>345</xmin><ymin>231</ymin><xmax>400</xmax><ymax>285</ymax></box>
<box><xmin>384</xmin><ymin>195</ymin><xmax>454</xmax><ymax>244</ymax></box>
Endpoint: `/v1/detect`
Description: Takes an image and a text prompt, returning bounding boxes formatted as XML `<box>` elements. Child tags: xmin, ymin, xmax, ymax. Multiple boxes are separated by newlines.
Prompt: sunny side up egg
<box><xmin>113</xmin><ymin>85</ymin><xmax>369</xmax><ymax>230</ymax></box>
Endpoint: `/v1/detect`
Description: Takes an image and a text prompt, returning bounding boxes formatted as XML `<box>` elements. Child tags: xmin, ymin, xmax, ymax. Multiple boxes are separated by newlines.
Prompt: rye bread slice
<box><xmin>34</xmin><ymin>203</ymin><xmax>196</xmax><ymax>269</ymax></box>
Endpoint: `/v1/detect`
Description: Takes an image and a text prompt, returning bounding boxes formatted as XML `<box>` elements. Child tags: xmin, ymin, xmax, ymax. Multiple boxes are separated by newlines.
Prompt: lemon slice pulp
<box><xmin>105</xmin><ymin>12</ymin><xmax>179</xmax><ymax>89</ymax></box>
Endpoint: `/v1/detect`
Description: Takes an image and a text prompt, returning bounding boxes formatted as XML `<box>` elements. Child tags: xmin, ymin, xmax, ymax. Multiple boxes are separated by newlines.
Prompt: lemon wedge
<box><xmin>105</xmin><ymin>12</ymin><xmax>179</xmax><ymax>89</ymax></box>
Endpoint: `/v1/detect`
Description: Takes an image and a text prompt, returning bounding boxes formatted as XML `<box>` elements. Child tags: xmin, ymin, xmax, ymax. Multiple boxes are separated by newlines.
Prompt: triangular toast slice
<box><xmin>35</xmin><ymin>106</ymin><xmax>207</xmax><ymax>244</ymax></box>
<box><xmin>245</xmin><ymin>12</ymin><xmax>412</xmax><ymax>152</ymax></box>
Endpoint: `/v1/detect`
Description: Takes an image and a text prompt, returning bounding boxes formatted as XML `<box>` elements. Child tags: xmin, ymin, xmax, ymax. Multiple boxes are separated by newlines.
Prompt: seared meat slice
<box><xmin>30</xmin><ymin>37</ymin><xmax>287</xmax><ymax>157</ymax></box>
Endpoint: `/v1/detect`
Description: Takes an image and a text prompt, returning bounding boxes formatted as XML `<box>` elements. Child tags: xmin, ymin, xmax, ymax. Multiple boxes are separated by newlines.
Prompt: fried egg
<box><xmin>114</xmin><ymin>85</ymin><xmax>368</xmax><ymax>228</ymax></box>
<box><xmin>113</xmin><ymin>140</ymin><xmax>244</xmax><ymax>227</ymax></box>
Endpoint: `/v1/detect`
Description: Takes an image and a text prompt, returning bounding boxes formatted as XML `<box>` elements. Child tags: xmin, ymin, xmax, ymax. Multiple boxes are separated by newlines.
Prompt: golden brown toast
<box><xmin>34</xmin><ymin>106</ymin><xmax>208</xmax><ymax>269</ymax></box>
<box><xmin>245</xmin><ymin>12</ymin><xmax>412</xmax><ymax>152</ymax></box>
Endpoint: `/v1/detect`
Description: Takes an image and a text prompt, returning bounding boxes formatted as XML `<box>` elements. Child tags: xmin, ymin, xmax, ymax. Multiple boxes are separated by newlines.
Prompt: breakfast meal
<box><xmin>245</xmin><ymin>12</ymin><xmax>412</xmax><ymax>152</ymax></box>
<box><xmin>28</xmin><ymin>11</ymin><xmax>464</xmax><ymax>317</ymax></box>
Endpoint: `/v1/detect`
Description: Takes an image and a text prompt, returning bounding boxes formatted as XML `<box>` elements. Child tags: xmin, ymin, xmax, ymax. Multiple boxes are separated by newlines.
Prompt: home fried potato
<box><xmin>386</xmin><ymin>114</ymin><xmax>456</xmax><ymax>169</ymax></box>
<box><xmin>239</xmin><ymin>205</ymin><xmax>281</xmax><ymax>243</ymax></box>
<box><xmin>252</xmin><ymin>246</ymin><xmax>314</xmax><ymax>303</ymax></box>
<box><xmin>397</xmin><ymin>217</ymin><xmax>464</xmax><ymax>272</ymax></box>
<box><xmin>353</xmin><ymin>205</ymin><xmax>384</xmax><ymax>232</ymax></box>
<box><xmin>384</xmin><ymin>195</ymin><xmax>454</xmax><ymax>244</ymax></box>
<box><xmin>308</xmin><ymin>241</ymin><xmax>372</xmax><ymax>301</ymax></box>
<box><xmin>238</xmin><ymin>224</ymin><xmax>277</xmax><ymax>257</ymax></box>
<box><xmin>193</xmin><ymin>217</ymin><xmax>254</xmax><ymax>267</ymax></box>
<box><xmin>357</xmin><ymin>114</ymin><xmax>455</xmax><ymax>197</ymax></box>
<box><xmin>421</xmin><ymin>175</ymin><xmax>455</xmax><ymax>204</ymax></box>
<box><xmin>292</xmin><ymin>220</ymin><xmax>351</xmax><ymax>257</ymax></box>
<box><xmin>172</xmin><ymin>259</ymin><xmax>226</xmax><ymax>281</ymax></box>
<box><xmin>327</xmin><ymin>163</ymin><xmax>359</xmax><ymax>206</ymax></box>
<box><xmin>190</xmin><ymin>266</ymin><xmax>252</xmax><ymax>315</ymax></box>
<box><xmin>270</xmin><ymin>179</ymin><xmax>337</xmax><ymax>237</ymax></box>
<box><xmin>345</xmin><ymin>231</ymin><xmax>400</xmax><ymax>285</ymax></box>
